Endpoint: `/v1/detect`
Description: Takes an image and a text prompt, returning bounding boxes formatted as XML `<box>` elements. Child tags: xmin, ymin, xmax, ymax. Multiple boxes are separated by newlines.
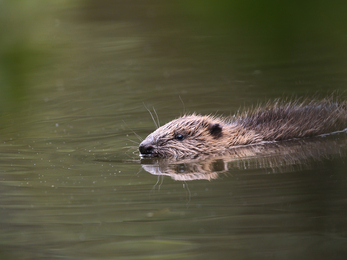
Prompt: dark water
<box><xmin>1</xmin><ymin>1</ymin><xmax>347</xmax><ymax>259</ymax></box>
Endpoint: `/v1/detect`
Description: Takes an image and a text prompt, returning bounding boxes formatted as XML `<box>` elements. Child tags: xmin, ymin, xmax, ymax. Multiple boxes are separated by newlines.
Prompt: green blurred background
<box><xmin>2</xmin><ymin>0</ymin><xmax>347</xmax><ymax>116</ymax></box>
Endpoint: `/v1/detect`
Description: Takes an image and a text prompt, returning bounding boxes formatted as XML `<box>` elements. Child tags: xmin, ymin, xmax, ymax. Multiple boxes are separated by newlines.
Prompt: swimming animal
<box><xmin>139</xmin><ymin>98</ymin><xmax>347</xmax><ymax>159</ymax></box>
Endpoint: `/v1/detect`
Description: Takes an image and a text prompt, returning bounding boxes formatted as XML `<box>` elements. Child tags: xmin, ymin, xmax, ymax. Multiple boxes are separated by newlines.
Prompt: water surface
<box><xmin>1</xmin><ymin>1</ymin><xmax>347</xmax><ymax>259</ymax></box>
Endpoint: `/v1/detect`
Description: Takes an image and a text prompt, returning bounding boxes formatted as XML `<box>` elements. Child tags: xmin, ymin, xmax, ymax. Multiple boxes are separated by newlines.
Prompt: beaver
<box><xmin>139</xmin><ymin>98</ymin><xmax>347</xmax><ymax>159</ymax></box>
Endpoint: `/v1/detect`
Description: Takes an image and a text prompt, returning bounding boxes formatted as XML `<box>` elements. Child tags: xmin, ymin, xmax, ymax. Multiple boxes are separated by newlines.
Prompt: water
<box><xmin>1</xmin><ymin>1</ymin><xmax>347</xmax><ymax>259</ymax></box>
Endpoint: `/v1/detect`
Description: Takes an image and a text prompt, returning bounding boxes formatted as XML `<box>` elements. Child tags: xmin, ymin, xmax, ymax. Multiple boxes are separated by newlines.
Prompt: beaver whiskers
<box><xmin>139</xmin><ymin>98</ymin><xmax>347</xmax><ymax>159</ymax></box>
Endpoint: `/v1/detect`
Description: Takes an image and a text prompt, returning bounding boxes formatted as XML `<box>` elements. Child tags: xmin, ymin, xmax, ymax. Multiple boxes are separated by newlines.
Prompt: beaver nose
<box><xmin>139</xmin><ymin>142</ymin><xmax>154</xmax><ymax>155</ymax></box>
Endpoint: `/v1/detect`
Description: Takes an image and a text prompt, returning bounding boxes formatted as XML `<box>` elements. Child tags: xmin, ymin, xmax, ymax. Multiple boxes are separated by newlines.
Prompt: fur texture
<box><xmin>139</xmin><ymin>98</ymin><xmax>347</xmax><ymax>159</ymax></box>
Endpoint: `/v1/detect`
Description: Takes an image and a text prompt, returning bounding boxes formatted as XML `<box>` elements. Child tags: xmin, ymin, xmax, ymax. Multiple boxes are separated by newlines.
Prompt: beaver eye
<box><xmin>175</xmin><ymin>134</ymin><xmax>185</xmax><ymax>141</ymax></box>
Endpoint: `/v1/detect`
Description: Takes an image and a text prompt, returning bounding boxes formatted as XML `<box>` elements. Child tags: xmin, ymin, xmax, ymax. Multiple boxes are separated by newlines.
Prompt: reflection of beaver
<box><xmin>139</xmin><ymin>98</ymin><xmax>347</xmax><ymax>159</ymax></box>
<box><xmin>141</xmin><ymin>136</ymin><xmax>347</xmax><ymax>179</ymax></box>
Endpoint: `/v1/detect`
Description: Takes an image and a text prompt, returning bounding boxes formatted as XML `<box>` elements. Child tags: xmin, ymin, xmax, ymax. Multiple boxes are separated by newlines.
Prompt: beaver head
<box><xmin>139</xmin><ymin>115</ymin><xmax>225</xmax><ymax>158</ymax></box>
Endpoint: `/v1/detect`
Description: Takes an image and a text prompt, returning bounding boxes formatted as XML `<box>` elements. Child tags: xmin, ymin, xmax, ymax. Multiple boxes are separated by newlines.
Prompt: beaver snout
<box><xmin>139</xmin><ymin>141</ymin><xmax>154</xmax><ymax>156</ymax></box>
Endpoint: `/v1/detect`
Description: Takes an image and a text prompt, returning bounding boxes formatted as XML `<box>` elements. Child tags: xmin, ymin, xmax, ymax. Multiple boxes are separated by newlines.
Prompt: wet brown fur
<box><xmin>139</xmin><ymin>98</ymin><xmax>347</xmax><ymax>158</ymax></box>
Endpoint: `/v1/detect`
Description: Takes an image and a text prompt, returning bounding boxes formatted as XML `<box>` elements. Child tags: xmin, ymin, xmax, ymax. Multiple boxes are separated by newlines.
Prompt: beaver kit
<box><xmin>139</xmin><ymin>98</ymin><xmax>347</xmax><ymax>159</ymax></box>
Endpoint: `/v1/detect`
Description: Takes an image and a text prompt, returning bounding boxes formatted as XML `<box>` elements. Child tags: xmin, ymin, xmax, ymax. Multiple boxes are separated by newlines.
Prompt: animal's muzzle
<box><xmin>139</xmin><ymin>141</ymin><xmax>155</xmax><ymax>156</ymax></box>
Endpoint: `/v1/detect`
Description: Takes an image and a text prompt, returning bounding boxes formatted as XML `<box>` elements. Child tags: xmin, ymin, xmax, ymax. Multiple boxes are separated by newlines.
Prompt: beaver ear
<box><xmin>209</xmin><ymin>123</ymin><xmax>223</xmax><ymax>138</ymax></box>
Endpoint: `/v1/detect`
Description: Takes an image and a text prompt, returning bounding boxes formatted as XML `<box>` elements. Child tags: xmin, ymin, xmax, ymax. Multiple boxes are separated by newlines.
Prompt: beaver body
<box><xmin>139</xmin><ymin>98</ymin><xmax>347</xmax><ymax>159</ymax></box>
